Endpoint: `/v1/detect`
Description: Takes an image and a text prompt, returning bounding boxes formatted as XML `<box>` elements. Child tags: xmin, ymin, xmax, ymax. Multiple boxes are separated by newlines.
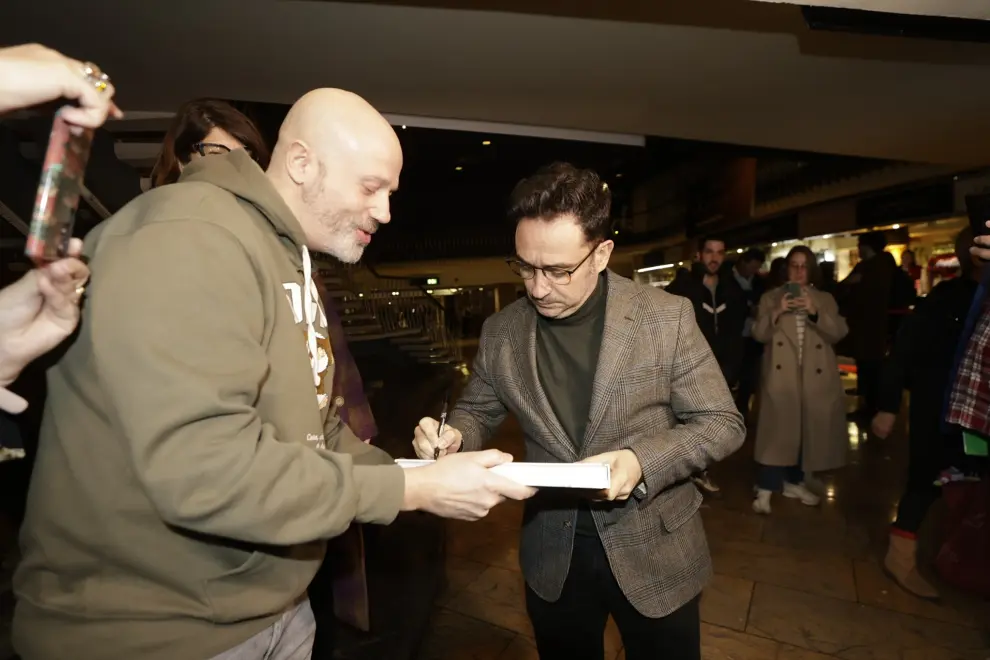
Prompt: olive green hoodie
<box><xmin>13</xmin><ymin>150</ymin><xmax>405</xmax><ymax>660</ymax></box>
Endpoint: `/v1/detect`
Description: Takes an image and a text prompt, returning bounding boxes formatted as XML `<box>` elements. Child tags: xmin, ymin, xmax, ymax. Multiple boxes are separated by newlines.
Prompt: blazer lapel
<box><xmin>509</xmin><ymin>307</ymin><xmax>578</xmax><ymax>462</ymax></box>
<box><xmin>582</xmin><ymin>274</ymin><xmax>642</xmax><ymax>455</ymax></box>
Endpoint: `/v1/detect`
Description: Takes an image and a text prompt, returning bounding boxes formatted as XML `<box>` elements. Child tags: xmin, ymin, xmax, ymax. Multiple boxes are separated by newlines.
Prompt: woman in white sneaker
<box><xmin>751</xmin><ymin>246</ymin><xmax>849</xmax><ymax>514</ymax></box>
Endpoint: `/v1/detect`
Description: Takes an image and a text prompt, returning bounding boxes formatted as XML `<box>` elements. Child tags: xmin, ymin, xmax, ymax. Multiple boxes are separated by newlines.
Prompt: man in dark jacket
<box><xmin>668</xmin><ymin>238</ymin><xmax>748</xmax><ymax>390</ymax></box>
<box><xmin>842</xmin><ymin>231</ymin><xmax>897</xmax><ymax>418</ymax></box>
<box><xmin>872</xmin><ymin>228</ymin><xmax>982</xmax><ymax>601</ymax></box>
<box><xmin>666</xmin><ymin>237</ymin><xmax>748</xmax><ymax>493</ymax></box>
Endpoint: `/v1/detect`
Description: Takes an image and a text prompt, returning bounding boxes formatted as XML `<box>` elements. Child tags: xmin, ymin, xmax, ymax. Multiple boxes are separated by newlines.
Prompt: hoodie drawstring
<box><xmin>301</xmin><ymin>245</ymin><xmax>320</xmax><ymax>387</ymax></box>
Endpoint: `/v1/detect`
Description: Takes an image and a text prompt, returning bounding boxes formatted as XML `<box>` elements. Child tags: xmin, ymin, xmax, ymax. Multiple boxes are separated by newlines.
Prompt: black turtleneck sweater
<box><xmin>535</xmin><ymin>273</ymin><xmax>608</xmax><ymax>536</ymax></box>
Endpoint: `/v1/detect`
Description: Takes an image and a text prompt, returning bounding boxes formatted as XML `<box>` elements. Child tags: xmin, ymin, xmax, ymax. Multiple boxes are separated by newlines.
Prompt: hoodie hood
<box><xmin>179</xmin><ymin>149</ymin><xmax>308</xmax><ymax>267</ymax></box>
<box><xmin>179</xmin><ymin>149</ymin><xmax>322</xmax><ymax>387</ymax></box>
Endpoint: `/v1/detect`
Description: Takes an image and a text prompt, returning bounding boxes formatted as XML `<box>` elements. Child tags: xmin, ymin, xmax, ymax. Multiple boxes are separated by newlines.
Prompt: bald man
<box><xmin>12</xmin><ymin>89</ymin><xmax>535</xmax><ymax>660</ymax></box>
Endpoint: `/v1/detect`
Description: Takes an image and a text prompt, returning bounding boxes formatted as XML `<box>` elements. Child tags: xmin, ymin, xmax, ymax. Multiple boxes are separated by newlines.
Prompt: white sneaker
<box><xmin>752</xmin><ymin>489</ymin><xmax>772</xmax><ymax>515</ymax></box>
<box><xmin>782</xmin><ymin>482</ymin><xmax>821</xmax><ymax>506</ymax></box>
<box><xmin>803</xmin><ymin>474</ymin><xmax>825</xmax><ymax>495</ymax></box>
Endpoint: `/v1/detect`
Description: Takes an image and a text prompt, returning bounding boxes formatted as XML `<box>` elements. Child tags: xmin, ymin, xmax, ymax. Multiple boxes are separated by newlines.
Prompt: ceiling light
<box><xmin>426</xmin><ymin>289</ymin><xmax>433</xmax><ymax>294</ymax></box>
<box><xmin>636</xmin><ymin>264</ymin><xmax>674</xmax><ymax>273</ymax></box>
<box><xmin>771</xmin><ymin>242</ymin><xmax>778</xmax><ymax>247</ymax></box>
<box><xmin>737</xmin><ymin>248</ymin><xmax>743</xmax><ymax>254</ymax></box>
<box><xmin>391</xmin><ymin>291</ymin><xmax>400</xmax><ymax>296</ymax></box>
<box><xmin>616</xmin><ymin>173</ymin><xmax>623</xmax><ymax>178</ymax></box>
<box><xmin>892</xmin><ymin>224</ymin><xmax>900</xmax><ymax>229</ymax></box>
<box><xmin>614</xmin><ymin>230</ymin><xmax>619</xmax><ymax>235</ymax></box>
<box><xmin>455</xmin><ymin>166</ymin><xmax>463</xmax><ymax>171</ymax></box>
<box><xmin>401</xmin><ymin>125</ymin><xmax>407</xmax><ymax>129</ymax></box>
<box><xmin>482</xmin><ymin>140</ymin><xmax>491</xmax><ymax>146</ymax></box>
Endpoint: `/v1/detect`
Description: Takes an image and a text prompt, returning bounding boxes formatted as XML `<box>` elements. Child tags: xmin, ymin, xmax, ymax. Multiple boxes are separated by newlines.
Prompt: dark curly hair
<box><xmin>507</xmin><ymin>162</ymin><xmax>612</xmax><ymax>243</ymax></box>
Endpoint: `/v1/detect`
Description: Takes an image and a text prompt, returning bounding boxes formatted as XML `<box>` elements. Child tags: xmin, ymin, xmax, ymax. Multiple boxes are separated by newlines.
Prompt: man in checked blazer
<box><xmin>413</xmin><ymin>163</ymin><xmax>746</xmax><ymax>659</ymax></box>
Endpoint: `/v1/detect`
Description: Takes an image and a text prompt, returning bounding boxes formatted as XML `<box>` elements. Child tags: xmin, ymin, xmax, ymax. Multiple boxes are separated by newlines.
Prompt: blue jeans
<box><xmin>757</xmin><ymin>464</ymin><xmax>805</xmax><ymax>492</ymax></box>
<box><xmin>210</xmin><ymin>600</ymin><xmax>315</xmax><ymax>660</ymax></box>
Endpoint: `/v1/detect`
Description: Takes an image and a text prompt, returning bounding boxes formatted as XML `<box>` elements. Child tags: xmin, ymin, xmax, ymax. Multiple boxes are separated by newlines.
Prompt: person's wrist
<box><xmin>401</xmin><ymin>466</ymin><xmax>427</xmax><ymax>511</ymax></box>
<box><xmin>621</xmin><ymin>448</ymin><xmax>644</xmax><ymax>484</ymax></box>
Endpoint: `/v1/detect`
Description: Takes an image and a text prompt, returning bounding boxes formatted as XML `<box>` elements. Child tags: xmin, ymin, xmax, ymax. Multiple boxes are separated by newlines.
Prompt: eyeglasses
<box><xmin>506</xmin><ymin>244</ymin><xmax>601</xmax><ymax>285</ymax></box>
<box><xmin>191</xmin><ymin>142</ymin><xmax>254</xmax><ymax>159</ymax></box>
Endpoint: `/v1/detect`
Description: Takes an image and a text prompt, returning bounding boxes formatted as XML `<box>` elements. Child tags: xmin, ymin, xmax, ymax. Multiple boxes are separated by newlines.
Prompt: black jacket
<box><xmin>878</xmin><ymin>276</ymin><xmax>979</xmax><ymax>448</ymax></box>
<box><xmin>666</xmin><ymin>266</ymin><xmax>748</xmax><ymax>386</ymax></box>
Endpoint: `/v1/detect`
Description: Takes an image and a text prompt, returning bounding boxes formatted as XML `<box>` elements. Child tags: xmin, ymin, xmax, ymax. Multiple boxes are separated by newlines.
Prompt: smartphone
<box><xmin>965</xmin><ymin>193</ymin><xmax>990</xmax><ymax>241</ymax></box>
<box><xmin>784</xmin><ymin>282</ymin><xmax>802</xmax><ymax>298</ymax></box>
<box><xmin>24</xmin><ymin>112</ymin><xmax>94</xmax><ymax>265</ymax></box>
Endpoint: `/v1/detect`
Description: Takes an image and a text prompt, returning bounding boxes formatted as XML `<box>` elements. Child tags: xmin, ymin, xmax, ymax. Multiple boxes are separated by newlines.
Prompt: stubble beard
<box><xmin>321</xmin><ymin>208</ymin><xmax>368</xmax><ymax>264</ymax></box>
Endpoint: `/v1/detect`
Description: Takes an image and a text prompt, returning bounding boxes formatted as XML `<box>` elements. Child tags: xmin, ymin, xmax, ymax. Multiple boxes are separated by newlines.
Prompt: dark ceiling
<box><xmin>234</xmin><ymin>99</ymin><xmax>656</xmax><ymax>232</ymax></box>
<box><xmin>0</xmin><ymin>97</ymin><xmax>893</xmax><ymax>276</ymax></box>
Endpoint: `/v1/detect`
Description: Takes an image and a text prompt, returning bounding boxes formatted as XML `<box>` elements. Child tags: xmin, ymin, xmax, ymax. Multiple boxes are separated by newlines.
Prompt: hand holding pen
<box><xmin>414</xmin><ymin>391</ymin><xmax>464</xmax><ymax>459</ymax></box>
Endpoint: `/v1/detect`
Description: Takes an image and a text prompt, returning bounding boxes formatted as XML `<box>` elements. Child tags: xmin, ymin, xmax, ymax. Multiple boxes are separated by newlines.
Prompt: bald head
<box><xmin>268</xmin><ymin>88</ymin><xmax>402</xmax><ymax>262</ymax></box>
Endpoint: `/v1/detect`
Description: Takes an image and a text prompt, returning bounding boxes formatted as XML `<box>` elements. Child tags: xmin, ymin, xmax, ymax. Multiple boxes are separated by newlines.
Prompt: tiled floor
<box><xmin>418</xmin><ymin>383</ymin><xmax>990</xmax><ymax>659</ymax></box>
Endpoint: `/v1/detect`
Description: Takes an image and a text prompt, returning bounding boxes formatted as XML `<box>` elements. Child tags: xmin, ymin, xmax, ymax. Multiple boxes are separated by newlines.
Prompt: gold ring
<box><xmin>81</xmin><ymin>62</ymin><xmax>110</xmax><ymax>93</ymax></box>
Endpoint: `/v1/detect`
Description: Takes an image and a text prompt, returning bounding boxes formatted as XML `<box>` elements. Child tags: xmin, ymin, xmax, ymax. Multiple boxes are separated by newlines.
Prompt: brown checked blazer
<box><xmin>447</xmin><ymin>271</ymin><xmax>746</xmax><ymax>618</ymax></box>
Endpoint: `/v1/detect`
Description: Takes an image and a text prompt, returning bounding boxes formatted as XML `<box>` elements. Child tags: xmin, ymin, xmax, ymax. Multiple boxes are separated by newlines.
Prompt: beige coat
<box><xmin>752</xmin><ymin>287</ymin><xmax>849</xmax><ymax>472</ymax></box>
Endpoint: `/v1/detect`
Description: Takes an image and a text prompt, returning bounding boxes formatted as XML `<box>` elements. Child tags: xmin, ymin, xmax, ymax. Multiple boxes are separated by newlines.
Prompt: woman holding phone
<box><xmin>751</xmin><ymin>246</ymin><xmax>849</xmax><ymax>514</ymax></box>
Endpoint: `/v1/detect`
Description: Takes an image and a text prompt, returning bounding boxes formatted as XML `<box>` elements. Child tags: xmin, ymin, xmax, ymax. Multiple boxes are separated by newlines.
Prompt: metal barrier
<box><xmin>315</xmin><ymin>256</ymin><xmax>462</xmax><ymax>365</ymax></box>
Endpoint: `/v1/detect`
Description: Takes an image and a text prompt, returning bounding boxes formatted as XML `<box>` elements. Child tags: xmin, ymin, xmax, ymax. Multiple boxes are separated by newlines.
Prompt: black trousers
<box><xmin>525</xmin><ymin>534</ymin><xmax>701</xmax><ymax>660</ymax></box>
<box><xmin>735</xmin><ymin>339</ymin><xmax>763</xmax><ymax>419</ymax></box>
<box><xmin>856</xmin><ymin>358</ymin><xmax>883</xmax><ymax>415</ymax></box>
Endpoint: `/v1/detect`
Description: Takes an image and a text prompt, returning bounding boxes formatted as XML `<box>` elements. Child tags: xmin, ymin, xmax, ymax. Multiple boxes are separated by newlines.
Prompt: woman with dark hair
<box><xmin>751</xmin><ymin>246</ymin><xmax>849</xmax><ymax>514</ymax></box>
<box><xmin>150</xmin><ymin>98</ymin><xmax>271</xmax><ymax>187</ymax></box>
<box><xmin>151</xmin><ymin>99</ymin><xmax>378</xmax><ymax>656</ymax></box>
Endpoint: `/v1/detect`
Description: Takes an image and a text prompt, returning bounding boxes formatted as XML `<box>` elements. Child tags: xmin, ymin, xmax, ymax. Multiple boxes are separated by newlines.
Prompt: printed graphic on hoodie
<box><xmin>283</xmin><ymin>280</ymin><xmax>334</xmax><ymax>417</ymax></box>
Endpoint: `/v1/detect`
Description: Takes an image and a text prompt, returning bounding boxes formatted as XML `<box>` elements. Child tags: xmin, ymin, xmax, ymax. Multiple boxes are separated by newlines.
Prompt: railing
<box><xmin>315</xmin><ymin>255</ymin><xmax>462</xmax><ymax>365</ymax></box>
<box><xmin>364</xmin><ymin>232</ymin><xmax>514</xmax><ymax>263</ymax></box>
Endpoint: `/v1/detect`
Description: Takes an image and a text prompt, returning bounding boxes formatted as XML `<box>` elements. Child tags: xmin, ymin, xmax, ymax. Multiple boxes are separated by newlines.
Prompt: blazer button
<box><xmin>816</xmin><ymin>368</ymin><xmax>823</xmax><ymax>374</ymax></box>
<box><xmin>777</xmin><ymin>341</ymin><xmax>783</xmax><ymax>347</ymax></box>
<box><xmin>816</xmin><ymin>344</ymin><xmax>823</xmax><ymax>349</ymax></box>
<box><xmin>776</xmin><ymin>365</ymin><xmax>782</xmax><ymax>370</ymax></box>
<box><xmin>334</xmin><ymin>395</ymin><xmax>345</xmax><ymax>408</ymax></box>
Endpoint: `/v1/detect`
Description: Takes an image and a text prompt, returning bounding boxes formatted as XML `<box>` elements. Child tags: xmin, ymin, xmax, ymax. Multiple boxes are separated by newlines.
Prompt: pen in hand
<box><xmin>434</xmin><ymin>390</ymin><xmax>449</xmax><ymax>460</ymax></box>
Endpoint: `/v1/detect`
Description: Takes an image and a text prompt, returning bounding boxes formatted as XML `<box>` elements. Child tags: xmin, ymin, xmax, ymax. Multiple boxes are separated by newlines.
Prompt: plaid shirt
<box><xmin>947</xmin><ymin>295</ymin><xmax>990</xmax><ymax>435</ymax></box>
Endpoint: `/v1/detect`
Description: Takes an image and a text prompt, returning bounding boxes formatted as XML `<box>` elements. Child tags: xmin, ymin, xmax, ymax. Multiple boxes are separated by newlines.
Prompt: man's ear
<box><xmin>284</xmin><ymin>140</ymin><xmax>314</xmax><ymax>186</ymax></box>
<box><xmin>596</xmin><ymin>240</ymin><xmax>615</xmax><ymax>272</ymax></box>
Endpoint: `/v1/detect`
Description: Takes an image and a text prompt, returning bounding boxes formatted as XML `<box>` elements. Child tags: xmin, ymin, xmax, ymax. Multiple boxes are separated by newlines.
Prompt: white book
<box><xmin>394</xmin><ymin>459</ymin><xmax>610</xmax><ymax>490</ymax></box>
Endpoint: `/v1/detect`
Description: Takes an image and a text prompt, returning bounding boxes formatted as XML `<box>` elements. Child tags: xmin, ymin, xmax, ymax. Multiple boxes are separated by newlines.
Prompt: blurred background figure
<box><xmin>766</xmin><ymin>257</ymin><xmax>788</xmax><ymax>290</ymax></box>
<box><xmin>841</xmin><ymin>232</ymin><xmax>897</xmax><ymax>421</ymax></box>
<box><xmin>731</xmin><ymin>248</ymin><xmax>767</xmax><ymax>420</ymax></box>
<box><xmin>871</xmin><ymin>228</ymin><xmax>982</xmax><ymax>601</ymax></box>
